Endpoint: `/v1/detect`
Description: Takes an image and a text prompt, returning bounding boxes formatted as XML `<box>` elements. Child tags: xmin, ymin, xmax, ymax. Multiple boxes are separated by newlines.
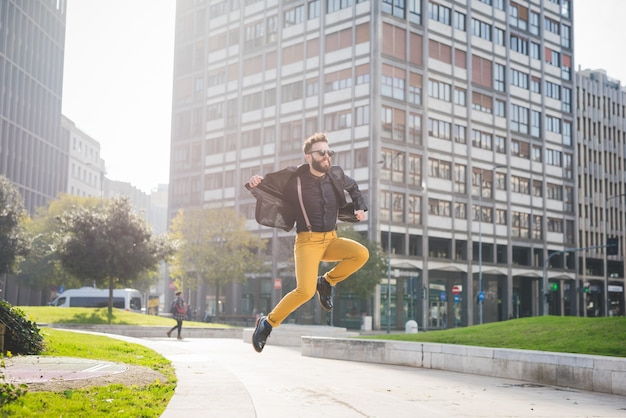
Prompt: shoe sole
<box><xmin>252</xmin><ymin>317</ymin><xmax>264</xmax><ymax>353</ymax></box>
<box><xmin>317</xmin><ymin>290</ymin><xmax>333</xmax><ymax>312</ymax></box>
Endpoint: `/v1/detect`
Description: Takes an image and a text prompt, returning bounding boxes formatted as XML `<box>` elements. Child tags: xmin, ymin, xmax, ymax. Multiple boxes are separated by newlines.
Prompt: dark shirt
<box><xmin>286</xmin><ymin>172</ymin><xmax>339</xmax><ymax>233</ymax></box>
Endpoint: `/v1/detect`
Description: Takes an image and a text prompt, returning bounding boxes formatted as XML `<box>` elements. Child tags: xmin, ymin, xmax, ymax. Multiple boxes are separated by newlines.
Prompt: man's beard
<box><xmin>311</xmin><ymin>158</ymin><xmax>330</xmax><ymax>173</ymax></box>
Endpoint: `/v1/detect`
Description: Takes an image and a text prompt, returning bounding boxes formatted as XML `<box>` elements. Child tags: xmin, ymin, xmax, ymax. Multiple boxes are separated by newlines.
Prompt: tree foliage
<box><xmin>333</xmin><ymin>224</ymin><xmax>387</xmax><ymax>301</ymax></box>
<box><xmin>169</xmin><ymin>207</ymin><xmax>266</xmax><ymax>308</ymax></box>
<box><xmin>0</xmin><ymin>176</ymin><xmax>30</xmax><ymax>277</ymax></box>
<box><xmin>16</xmin><ymin>194</ymin><xmax>100</xmax><ymax>291</ymax></box>
<box><xmin>57</xmin><ymin>197</ymin><xmax>175</xmax><ymax>318</ymax></box>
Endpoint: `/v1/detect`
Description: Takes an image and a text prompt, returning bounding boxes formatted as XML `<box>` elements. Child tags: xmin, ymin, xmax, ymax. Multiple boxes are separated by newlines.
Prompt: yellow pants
<box><xmin>266</xmin><ymin>230</ymin><xmax>369</xmax><ymax>327</ymax></box>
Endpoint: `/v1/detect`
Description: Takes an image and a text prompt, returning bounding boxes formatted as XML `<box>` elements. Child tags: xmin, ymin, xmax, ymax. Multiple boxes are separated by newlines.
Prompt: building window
<box><xmin>429</xmin><ymin>158</ymin><xmax>451</xmax><ymax>180</ymax></box>
<box><xmin>455</xmin><ymin>202</ymin><xmax>467</xmax><ymax>219</ymax></box>
<box><xmin>495</xmin><ymin>135</ymin><xmax>506</xmax><ymax>153</ymax></box>
<box><xmin>494</xmin><ymin>99</ymin><xmax>506</xmax><ymax>117</ymax></box>
<box><xmin>453</xmin><ymin>11</ymin><xmax>466</xmax><ymax>31</ymax></box>
<box><xmin>408</xmin><ymin>0</ymin><xmax>421</xmax><ymax>24</ymax></box>
<box><xmin>454</xmin><ymin>124</ymin><xmax>467</xmax><ymax>144</ymax></box>
<box><xmin>428</xmin><ymin>79</ymin><xmax>451</xmax><ymax>101</ymax></box>
<box><xmin>546</xmin><ymin>115</ymin><xmax>561</xmax><ymax>134</ymax></box>
<box><xmin>531</xmin><ymin>110</ymin><xmax>541</xmax><ymax>137</ymax></box>
<box><xmin>382</xmin><ymin>65</ymin><xmax>406</xmax><ymax>100</ymax></box>
<box><xmin>548</xmin><ymin>218</ymin><xmax>563</xmax><ymax>233</ymax></box>
<box><xmin>284</xmin><ymin>6</ymin><xmax>304</xmax><ymax>28</ymax></box>
<box><xmin>408</xmin><ymin>154</ymin><xmax>422</xmax><ymax>186</ymax></box>
<box><xmin>472</xmin><ymin>129</ymin><xmax>492</xmax><ymax>150</ymax></box>
<box><xmin>510</xmin><ymin>103</ymin><xmax>529</xmax><ymax>134</ymax></box>
<box><xmin>512</xmin><ymin>211</ymin><xmax>530</xmax><ymax>238</ymax></box>
<box><xmin>327</xmin><ymin>0</ymin><xmax>354</xmax><ymax>14</ymax></box>
<box><xmin>496</xmin><ymin>209</ymin><xmax>507</xmax><ymax>225</ymax></box>
<box><xmin>454</xmin><ymin>163</ymin><xmax>466</xmax><ymax>193</ymax></box>
<box><xmin>408</xmin><ymin>195</ymin><xmax>421</xmax><ymax>225</ymax></box>
<box><xmin>494</xmin><ymin>63</ymin><xmax>505</xmax><ymax>91</ymax></box>
<box><xmin>454</xmin><ymin>87</ymin><xmax>466</xmax><ymax>106</ymax></box>
<box><xmin>308</xmin><ymin>0</ymin><xmax>320</xmax><ymax>19</ymax></box>
<box><xmin>429</xmin><ymin>2</ymin><xmax>451</xmax><ymax>25</ymax></box>
<box><xmin>429</xmin><ymin>199</ymin><xmax>451</xmax><ymax>217</ymax></box>
<box><xmin>408</xmin><ymin>72</ymin><xmax>422</xmax><ymax>105</ymax></box>
<box><xmin>429</xmin><ymin>118</ymin><xmax>452</xmax><ymax>140</ymax></box>
<box><xmin>382</xmin><ymin>0</ymin><xmax>405</xmax><ymax>18</ymax></box>
<box><xmin>545</xmin><ymin>81</ymin><xmax>561</xmax><ymax>100</ymax></box>
<box><xmin>510</xmin><ymin>34</ymin><xmax>529</xmax><ymax>55</ymax></box>
<box><xmin>511</xmin><ymin>175</ymin><xmax>530</xmax><ymax>194</ymax></box>
<box><xmin>472</xmin><ymin>18</ymin><xmax>492</xmax><ymax>41</ymax></box>
<box><xmin>408</xmin><ymin>113</ymin><xmax>422</xmax><ymax>145</ymax></box>
<box><xmin>355</xmin><ymin>105</ymin><xmax>369</xmax><ymax>126</ymax></box>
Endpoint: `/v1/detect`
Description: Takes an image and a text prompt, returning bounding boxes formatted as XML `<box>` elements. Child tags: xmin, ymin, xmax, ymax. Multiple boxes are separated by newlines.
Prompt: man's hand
<box><xmin>248</xmin><ymin>175</ymin><xmax>263</xmax><ymax>188</ymax></box>
<box><xmin>355</xmin><ymin>210</ymin><xmax>366</xmax><ymax>221</ymax></box>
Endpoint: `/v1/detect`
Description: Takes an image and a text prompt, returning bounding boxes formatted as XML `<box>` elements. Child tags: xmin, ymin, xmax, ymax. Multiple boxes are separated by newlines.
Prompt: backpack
<box><xmin>170</xmin><ymin>300</ymin><xmax>177</xmax><ymax>315</ymax></box>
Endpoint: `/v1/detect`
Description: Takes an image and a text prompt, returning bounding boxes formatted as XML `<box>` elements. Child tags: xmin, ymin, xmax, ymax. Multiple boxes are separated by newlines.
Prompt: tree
<box><xmin>331</xmin><ymin>224</ymin><xmax>387</xmax><ymax>313</ymax></box>
<box><xmin>17</xmin><ymin>194</ymin><xmax>100</xmax><ymax>295</ymax></box>
<box><xmin>169</xmin><ymin>207</ymin><xmax>266</xmax><ymax>316</ymax></box>
<box><xmin>0</xmin><ymin>176</ymin><xmax>30</xmax><ymax>277</ymax></box>
<box><xmin>58</xmin><ymin>197</ymin><xmax>175</xmax><ymax>320</ymax></box>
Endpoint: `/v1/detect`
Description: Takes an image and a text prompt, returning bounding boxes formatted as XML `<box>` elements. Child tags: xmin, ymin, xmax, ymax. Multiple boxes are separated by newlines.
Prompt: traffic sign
<box><xmin>452</xmin><ymin>285</ymin><xmax>461</xmax><ymax>295</ymax></box>
<box><xmin>478</xmin><ymin>291</ymin><xmax>485</xmax><ymax>301</ymax></box>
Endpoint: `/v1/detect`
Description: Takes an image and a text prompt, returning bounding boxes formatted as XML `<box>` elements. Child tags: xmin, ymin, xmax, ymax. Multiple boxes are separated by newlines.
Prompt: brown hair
<box><xmin>302</xmin><ymin>132</ymin><xmax>328</xmax><ymax>154</ymax></box>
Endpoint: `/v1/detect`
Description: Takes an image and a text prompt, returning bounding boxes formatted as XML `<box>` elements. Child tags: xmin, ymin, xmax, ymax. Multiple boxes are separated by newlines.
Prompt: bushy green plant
<box><xmin>0</xmin><ymin>358</ymin><xmax>27</xmax><ymax>407</ymax></box>
<box><xmin>0</xmin><ymin>301</ymin><xmax>44</xmax><ymax>355</ymax></box>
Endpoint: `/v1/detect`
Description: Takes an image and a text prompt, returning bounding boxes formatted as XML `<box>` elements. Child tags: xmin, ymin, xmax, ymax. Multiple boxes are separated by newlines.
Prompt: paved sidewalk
<box><xmin>135</xmin><ymin>336</ymin><xmax>626</xmax><ymax>418</ymax></box>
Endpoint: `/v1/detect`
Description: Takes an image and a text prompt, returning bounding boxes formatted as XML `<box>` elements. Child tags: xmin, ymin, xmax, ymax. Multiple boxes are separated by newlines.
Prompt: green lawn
<box><xmin>20</xmin><ymin>306</ymin><xmax>230</xmax><ymax>328</ymax></box>
<box><xmin>365</xmin><ymin>316</ymin><xmax>626</xmax><ymax>357</ymax></box>
<box><xmin>1</xmin><ymin>328</ymin><xmax>175</xmax><ymax>417</ymax></box>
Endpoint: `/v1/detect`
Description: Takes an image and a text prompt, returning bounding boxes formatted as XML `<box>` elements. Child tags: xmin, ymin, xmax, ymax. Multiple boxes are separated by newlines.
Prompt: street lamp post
<box><xmin>604</xmin><ymin>193</ymin><xmax>626</xmax><ymax>317</ymax></box>
<box><xmin>382</xmin><ymin>152</ymin><xmax>402</xmax><ymax>334</ymax></box>
<box><xmin>478</xmin><ymin>164</ymin><xmax>506</xmax><ymax>325</ymax></box>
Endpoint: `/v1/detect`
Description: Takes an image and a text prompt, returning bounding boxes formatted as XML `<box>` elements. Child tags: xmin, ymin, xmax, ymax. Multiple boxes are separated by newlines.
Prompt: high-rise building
<box><xmin>576</xmin><ymin>69</ymin><xmax>626</xmax><ymax>318</ymax></box>
<box><xmin>0</xmin><ymin>1</ymin><xmax>68</xmax><ymax>215</ymax></box>
<box><xmin>169</xmin><ymin>0</ymin><xmax>576</xmax><ymax>329</ymax></box>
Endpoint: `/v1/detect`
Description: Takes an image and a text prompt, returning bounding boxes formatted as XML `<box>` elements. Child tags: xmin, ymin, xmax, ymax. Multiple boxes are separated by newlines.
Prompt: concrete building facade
<box><xmin>576</xmin><ymin>69</ymin><xmax>626</xmax><ymax>318</ymax></box>
<box><xmin>61</xmin><ymin>115</ymin><xmax>105</xmax><ymax>199</ymax></box>
<box><xmin>169</xmin><ymin>0</ymin><xmax>576</xmax><ymax>330</ymax></box>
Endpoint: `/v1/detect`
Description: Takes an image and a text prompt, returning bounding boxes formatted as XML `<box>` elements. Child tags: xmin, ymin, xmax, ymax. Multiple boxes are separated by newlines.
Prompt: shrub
<box><xmin>0</xmin><ymin>301</ymin><xmax>44</xmax><ymax>355</ymax></box>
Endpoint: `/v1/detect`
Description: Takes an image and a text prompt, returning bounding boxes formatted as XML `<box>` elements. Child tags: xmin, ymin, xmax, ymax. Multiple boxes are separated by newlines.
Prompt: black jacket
<box><xmin>246</xmin><ymin>164</ymin><xmax>368</xmax><ymax>232</ymax></box>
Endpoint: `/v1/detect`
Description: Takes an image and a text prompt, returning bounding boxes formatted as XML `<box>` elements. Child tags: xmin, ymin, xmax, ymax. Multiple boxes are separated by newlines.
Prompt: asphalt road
<box><xmin>119</xmin><ymin>336</ymin><xmax>626</xmax><ymax>418</ymax></box>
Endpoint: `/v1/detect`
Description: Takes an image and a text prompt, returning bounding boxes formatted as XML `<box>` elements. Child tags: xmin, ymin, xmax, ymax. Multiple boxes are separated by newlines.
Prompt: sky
<box><xmin>61</xmin><ymin>1</ymin><xmax>626</xmax><ymax>194</ymax></box>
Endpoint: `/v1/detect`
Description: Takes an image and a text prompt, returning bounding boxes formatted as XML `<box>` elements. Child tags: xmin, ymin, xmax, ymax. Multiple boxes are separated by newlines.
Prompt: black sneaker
<box><xmin>317</xmin><ymin>276</ymin><xmax>333</xmax><ymax>312</ymax></box>
<box><xmin>252</xmin><ymin>315</ymin><xmax>272</xmax><ymax>353</ymax></box>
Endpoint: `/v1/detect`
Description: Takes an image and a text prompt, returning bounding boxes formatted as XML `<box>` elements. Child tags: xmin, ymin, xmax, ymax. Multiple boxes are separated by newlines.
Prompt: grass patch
<box><xmin>1</xmin><ymin>328</ymin><xmax>176</xmax><ymax>417</ymax></box>
<box><xmin>19</xmin><ymin>306</ymin><xmax>231</xmax><ymax>328</ymax></box>
<box><xmin>365</xmin><ymin>316</ymin><xmax>626</xmax><ymax>357</ymax></box>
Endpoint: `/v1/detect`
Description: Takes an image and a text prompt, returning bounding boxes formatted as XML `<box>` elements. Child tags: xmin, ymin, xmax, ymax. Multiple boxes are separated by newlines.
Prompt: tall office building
<box><xmin>169</xmin><ymin>0</ymin><xmax>575</xmax><ymax>330</ymax></box>
<box><xmin>576</xmin><ymin>69</ymin><xmax>626</xmax><ymax>318</ymax></box>
<box><xmin>0</xmin><ymin>1</ymin><xmax>68</xmax><ymax>215</ymax></box>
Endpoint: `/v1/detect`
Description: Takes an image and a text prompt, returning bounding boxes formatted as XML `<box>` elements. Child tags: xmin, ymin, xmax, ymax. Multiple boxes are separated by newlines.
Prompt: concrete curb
<box><xmin>300</xmin><ymin>337</ymin><xmax>626</xmax><ymax>396</ymax></box>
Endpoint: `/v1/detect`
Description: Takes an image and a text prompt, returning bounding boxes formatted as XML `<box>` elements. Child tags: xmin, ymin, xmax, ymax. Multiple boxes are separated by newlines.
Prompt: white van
<box><xmin>50</xmin><ymin>287</ymin><xmax>143</xmax><ymax>313</ymax></box>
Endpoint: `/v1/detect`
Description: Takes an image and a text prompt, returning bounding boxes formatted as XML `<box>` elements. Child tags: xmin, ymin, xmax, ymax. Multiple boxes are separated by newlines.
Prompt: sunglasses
<box><xmin>307</xmin><ymin>149</ymin><xmax>335</xmax><ymax>157</ymax></box>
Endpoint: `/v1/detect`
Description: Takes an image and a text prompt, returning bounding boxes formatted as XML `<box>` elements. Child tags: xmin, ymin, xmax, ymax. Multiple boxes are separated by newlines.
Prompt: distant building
<box><xmin>576</xmin><ymin>69</ymin><xmax>626</xmax><ymax>318</ymax></box>
<box><xmin>0</xmin><ymin>1</ymin><xmax>68</xmax><ymax>215</ymax></box>
<box><xmin>62</xmin><ymin>115</ymin><xmax>105</xmax><ymax>199</ymax></box>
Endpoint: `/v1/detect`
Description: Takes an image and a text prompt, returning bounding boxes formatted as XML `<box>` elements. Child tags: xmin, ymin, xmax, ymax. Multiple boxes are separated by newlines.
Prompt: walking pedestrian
<box><xmin>246</xmin><ymin>132</ymin><xmax>369</xmax><ymax>353</ymax></box>
<box><xmin>167</xmin><ymin>290</ymin><xmax>187</xmax><ymax>340</ymax></box>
